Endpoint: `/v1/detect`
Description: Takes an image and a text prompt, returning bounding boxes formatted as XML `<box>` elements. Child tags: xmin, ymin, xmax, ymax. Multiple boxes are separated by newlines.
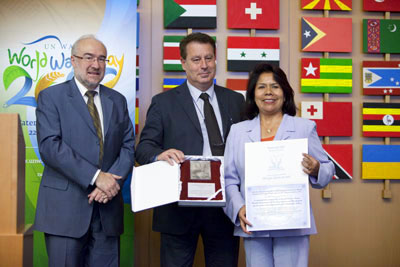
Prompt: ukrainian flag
<box><xmin>362</xmin><ymin>145</ymin><xmax>400</xmax><ymax>179</ymax></box>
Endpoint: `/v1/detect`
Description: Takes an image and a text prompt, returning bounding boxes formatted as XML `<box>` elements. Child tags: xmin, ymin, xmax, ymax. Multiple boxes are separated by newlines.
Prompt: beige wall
<box><xmin>135</xmin><ymin>1</ymin><xmax>400</xmax><ymax>266</ymax></box>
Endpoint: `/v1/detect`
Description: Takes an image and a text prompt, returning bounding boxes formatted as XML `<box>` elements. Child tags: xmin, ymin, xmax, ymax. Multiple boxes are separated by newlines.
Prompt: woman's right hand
<box><xmin>238</xmin><ymin>205</ymin><xmax>253</xmax><ymax>235</ymax></box>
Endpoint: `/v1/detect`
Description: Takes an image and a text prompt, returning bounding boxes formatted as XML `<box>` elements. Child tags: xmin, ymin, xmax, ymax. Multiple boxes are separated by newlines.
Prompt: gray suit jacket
<box><xmin>136</xmin><ymin>82</ymin><xmax>244</xmax><ymax>235</ymax></box>
<box><xmin>34</xmin><ymin>79</ymin><xmax>135</xmax><ymax>238</ymax></box>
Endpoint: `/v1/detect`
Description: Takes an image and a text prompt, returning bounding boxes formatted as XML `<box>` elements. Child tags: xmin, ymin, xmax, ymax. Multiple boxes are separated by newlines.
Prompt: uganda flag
<box><xmin>362</xmin><ymin>145</ymin><xmax>400</xmax><ymax>179</ymax></box>
<box><xmin>226</xmin><ymin>79</ymin><xmax>247</xmax><ymax>98</ymax></box>
<box><xmin>301</xmin><ymin>58</ymin><xmax>352</xmax><ymax>94</ymax></box>
<box><xmin>363</xmin><ymin>61</ymin><xmax>400</xmax><ymax>96</ymax></box>
<box><xmin>163</xmin><ymin>36</ymin><xmax>184</xmax><ymax>71</ymax></box>
<box><xmin>363</xmin><ymin>19</ymin><xmax>400</xmax><ymax>54</ymax></box>
<box><xmin>363</xmin><ymin>102</ymin><xmax>400</xmax><ymax>137</ymax></box>
<box><xmin>302</xmin><ymin>17</ymin><xmax>352</xmax><ymax>52</ymax></box>
<box><xmin>227</xmin><ymin>36</ymin><xmax>280</xmax><ymax>72</ymax></box>
<box><xmin>301</xmin><ymin>0</ymin><xmax>351</xmax><ymax>11</ymax></box>
<box><xmin>164</xmin><ymin>0</ymin><xmax>216</xmax><ymax>29</ymax></box>
<box><xmin>322</xmin><ymin>144</ymin><xmax>352</xmax><ymax>180</ymax></box>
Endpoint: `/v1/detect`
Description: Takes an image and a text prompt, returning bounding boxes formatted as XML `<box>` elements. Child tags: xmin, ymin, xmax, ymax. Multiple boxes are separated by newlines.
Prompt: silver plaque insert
<box><xmin>190</xmin><ymin>160</ymin><xmax>211</xmax><ymax>180</ymax></box>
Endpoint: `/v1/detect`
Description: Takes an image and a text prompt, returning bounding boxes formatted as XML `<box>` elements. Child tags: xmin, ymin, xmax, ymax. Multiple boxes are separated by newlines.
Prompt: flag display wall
<box><xmin>164</xmin><ymin>0</ymin><xmax>217</xmax><ymax>29</ymax></box>
<box><xmin>227</xmin><ymin>0</ymin><xmax>279</xmax><ymax>29</ymax></box>
<box><xmin>301</xmin><ymin>58</ymin><xmax>352</xmax><ymax>94</ymax></box>
<box><xmin>227</xmin><ymin>36</ymin><xmax>280</xmax><ymax>72</ymax></box>
<box><xmin>362</xmin><ymin>102</ymin><xmax>400</xmax><ymax>137</ymax></box>
<box><xmin>301</xmin><ymin>17</ymin><xmax>352</xmax><ymax>52</ymax></box>
<box><xmin>363</xmin><ymin>19</ymin><xmax>400</xmax><ymax>54</ymax></box>
<box><xmin>301</xmin><ymin>0</ymin><xmax>352</xmax><ymax>10</ymax></box>
<box><xmin>301</xmin><ymin>101</ymin><xmax>352</xmax><ymax>137</ymax></box>
<box><xmin>363</xmin><ymin>0</ymin><xmax>400</xmax><ymax>12</ymax></box>
<box><xmin>363</xmin><ymin>61</ymin><xmax>400</xmax><ymax>96</ymax></box>
<box><xmin>362</xmin><ymin>145</ymin><xmax>400</xmax><ymax>179</ymax></box>
<box><xmin>322</xmin><ymin>144</ymin><xmax>353</xmax><ymax>180</ymax></box>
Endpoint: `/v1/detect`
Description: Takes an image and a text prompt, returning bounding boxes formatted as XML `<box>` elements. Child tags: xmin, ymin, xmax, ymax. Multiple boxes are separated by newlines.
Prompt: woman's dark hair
<box><xmin>242</xmin><ymin>63</ymin><xmax>296</xmax><ymax>120</ymax></box>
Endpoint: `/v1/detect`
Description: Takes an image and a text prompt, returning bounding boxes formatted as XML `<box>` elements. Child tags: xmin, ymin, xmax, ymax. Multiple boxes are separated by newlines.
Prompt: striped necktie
<box><xmin>85</xmin><ymin>90</ymin><xmax>103</xmax><ymax>166</ymax></box>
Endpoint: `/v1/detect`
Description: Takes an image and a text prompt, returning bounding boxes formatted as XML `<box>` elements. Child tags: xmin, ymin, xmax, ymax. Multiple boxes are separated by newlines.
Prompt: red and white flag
<box><xmin>227</xmin><ymin>0</ymin><xmax>279</xmax><ymax>29</ymax></box>
<box><xmin>227</xmin><ymin>36</ymin><xmax>279</xmax><ymax>72</ymax></box>
<box><xmin>301</xmin><ymin>101</ymin><xmax>352</xmax><ymax>137</ymax></box>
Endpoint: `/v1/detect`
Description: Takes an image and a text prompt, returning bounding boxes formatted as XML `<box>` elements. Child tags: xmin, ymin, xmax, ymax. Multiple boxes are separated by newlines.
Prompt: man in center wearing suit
<box><xmin>34</xmin><ymin>35</ymin><xmax>135</xmax><ymax>266</ymax></box>
<box><xmin>136</xmin><ymin>32</ymin><xmax>244</xmax><ymax>267</ymax></box>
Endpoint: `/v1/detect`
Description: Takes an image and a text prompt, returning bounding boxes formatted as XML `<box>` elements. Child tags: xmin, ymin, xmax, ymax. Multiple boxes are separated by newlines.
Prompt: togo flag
<box><xmin>164</xmin><ymin>0</ymin><xmax>216</xmax><ymax>29</ymax></box>
<box><xmin>363</xmin><ymin>19</ymin><xmax>400</xmax><ymax>54</ymax></box>
<box><xmin>227</xmin><ymin>36</ymin><xmax>280</xmax><ymax>72</ymax></box>
<box><xmin>362</xmin><ymin>102</ymin><xmax>400</xmax><ymax>137</ymax></box>
<box><xmin>301</xmin><ymin>58</ymin><xmax>352</xmax><ymax>94</ymax></box>
<box><xmin>362</xmin><ymin>145</ymin><xmax>400</xmax><ymax>179</ymax></box>
<box><xmin>301</xmin><ymin>101</ymin><xmax>352</xmax><ymax>137</ymax></box>
<box><xmin>322</xmin><ymin>144</ymin><xmax>352</xmax><ymax>180</ymax></box>
<box><xmin>363</xmin><ymin>61</ymin><xmax>400</xmax><ymax>96</ymax></box>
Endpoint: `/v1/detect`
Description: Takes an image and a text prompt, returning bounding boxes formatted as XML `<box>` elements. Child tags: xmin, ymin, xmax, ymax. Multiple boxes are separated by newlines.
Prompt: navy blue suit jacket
<box><xmin>34</xmin><ymin>79</ymin><xmax>135</xmax><ymax>238</ymax></box>
<box><xmin>136</xmin><ymin>82</ymin><xmax>244</xmax><ymax>235</ymax></box>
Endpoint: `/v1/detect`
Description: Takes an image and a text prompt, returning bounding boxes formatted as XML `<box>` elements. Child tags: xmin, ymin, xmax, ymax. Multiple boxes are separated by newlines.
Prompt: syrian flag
<box><xmin>227</xmin><ymin>36</ymin><xmax>280</xmax><ymax>72</ymax></box>
<box><xmin>164</xmin><ymin>0</ymin><xmax>217</xmax><ymax>29</ymax></box>
<box><xmin>322</xmin><ymin>144</ymin><xmax>353</xmax><ymax>180</ymax></box>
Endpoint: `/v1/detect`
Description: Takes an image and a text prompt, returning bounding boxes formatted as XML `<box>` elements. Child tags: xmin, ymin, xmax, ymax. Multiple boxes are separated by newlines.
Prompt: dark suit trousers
<box><xmin>160</xmin><ymin>207</ymin><xmax>240</xmax><ymax>267</ymax></box>
<box><xmin>45</xmin><ymin>204</ymin><xmax>120</xmax><ymax>267</ymax></box>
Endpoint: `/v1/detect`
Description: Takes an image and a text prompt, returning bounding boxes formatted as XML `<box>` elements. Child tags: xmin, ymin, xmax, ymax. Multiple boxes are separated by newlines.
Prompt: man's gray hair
<box><xmin>71</xmin><ymin>34</ymin><xmax>107</xmax><ymax>55</ymax></box>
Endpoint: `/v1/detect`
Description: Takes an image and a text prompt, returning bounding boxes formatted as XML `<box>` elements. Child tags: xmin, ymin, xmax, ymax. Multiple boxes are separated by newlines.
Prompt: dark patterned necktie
<box><xmin>199</xmin><ymin>93</ymin><xmax>224</xmax><ymax>156</ymax></box>
<box><xmin>85</xmin><ymin>91</ymin><xmax>103</xmax><ymax>166</ymax></box>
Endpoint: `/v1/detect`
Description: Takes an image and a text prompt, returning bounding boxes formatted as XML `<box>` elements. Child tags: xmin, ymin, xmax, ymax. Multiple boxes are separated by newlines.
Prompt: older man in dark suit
<box><xmin>34</xmin><ymin>35</ymin><xmax>135</xmax><ymax>267</ymax></box>
<box><xmin>136</xmin><ymin>32</ymin><xmax>244</xmax><ymax>267</ymax></box>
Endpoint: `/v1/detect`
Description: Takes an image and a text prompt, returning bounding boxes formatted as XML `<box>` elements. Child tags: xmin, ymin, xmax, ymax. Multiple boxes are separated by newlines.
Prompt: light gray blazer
<box><xmin>224</xmin><ymin>114</ymin><xmax>334</xmax><ymax>238</ymax></box>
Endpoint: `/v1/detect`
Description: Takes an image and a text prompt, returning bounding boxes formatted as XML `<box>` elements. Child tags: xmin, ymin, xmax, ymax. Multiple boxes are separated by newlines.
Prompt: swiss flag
<box><xmin>227</xmin><ymin>0</ymin><xmax>279</xmax><ymax>30</ymax></box>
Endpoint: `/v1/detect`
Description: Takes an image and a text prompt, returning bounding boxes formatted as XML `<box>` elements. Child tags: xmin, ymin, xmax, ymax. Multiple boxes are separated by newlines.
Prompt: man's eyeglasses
<box><xmin>73</xmin><ymin>55</ymin><xmax>109</xmax><ymax>64</ymax></box>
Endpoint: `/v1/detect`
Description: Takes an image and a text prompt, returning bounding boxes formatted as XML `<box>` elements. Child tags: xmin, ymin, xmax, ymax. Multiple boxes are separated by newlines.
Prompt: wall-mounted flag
<box><xmin>363</xmin><ymin>19</ymin><xmax>400</xmax><ymax>54</ymax></box>
<box><xmin>322</xmin><ymin>144</ymin><xmax>352</xmax><ymax>180</ymax></box>
<box><xmin>362</xmin><ymin>145</ymin><xmax>400</xmax><ymax>179</ymax></box>
<box><xmin>301</xmin><ymin>58</ymin><xmax>352</xmax><ymax>94</ymax></box>
<box><xmin>302</xmin><ymin>17</ymin><xmax>352</xmax><ymax>52</ymax></box>
<box><xmin>363</xmin><ymin>61</ymin><xmax>400</xmax><ymax>96</ymax></box>
<box><xmin>363</xmin><ymin>0</ymin><xmax>400</xmax><ymax>12</ymax></box>
<box><xmin>301</xmin><ymin>0</ymin><xmax>351</xmax><ymax>10</ymax></box>
<box><xmin>136</xmin><ymin>55</ymin><xmax>139</xmax><ymax>91</ymax></box>
<box><xmin>227</xmin><ymin>0</ymin><xmax>279</xmax><ymax>29</ymax></box>
<box><xmin>362</xmin><ymin>102</ymin><xmax>400</xmax><ymax>137</ymax></box>
<box><xmin>163</xmin><ymin>78</ymin><xmax>186</xmax><ymax>91</ymax></box>
<box><xmin>163</xmin><ymin>36</ymin><xmax>184</xmax><ymax>71</ymax></box>
<box><xmin>301</xmin><ymin>101</ymin><xmax>352</xmax><ymax>137</ymax></box>
<box><xmin>227</xmin><ymin>36</ymin><xmax>279</xmax><ymax>72</ymax></box>
<box><xmin>164</xmin><ymin>0</ymin><xmax>216</xmax><ymax>29</ymax></box>
<box><xmin>226</xmin><ymin>78</ymin><xmax>247</xmax><ymax>98</ymax></box>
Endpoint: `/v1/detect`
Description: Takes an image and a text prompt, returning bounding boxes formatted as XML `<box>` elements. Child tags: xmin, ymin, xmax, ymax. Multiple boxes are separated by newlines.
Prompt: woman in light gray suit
<box><xmin>224</xmin><ymin>64</ymin><xmax>334</xmax><ymax>267</ymax></box>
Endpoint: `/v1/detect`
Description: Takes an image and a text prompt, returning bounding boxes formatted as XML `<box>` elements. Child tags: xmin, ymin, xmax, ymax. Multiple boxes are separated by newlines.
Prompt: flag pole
<box><xmin>382</xmin><ymin>11</ymin><xmax>392</xmax><ymax>199</ymax></box>
<box><xmin>321</xmin><ymin>10</ymin><xmax>332</xmax><ymax>199</ymax></box>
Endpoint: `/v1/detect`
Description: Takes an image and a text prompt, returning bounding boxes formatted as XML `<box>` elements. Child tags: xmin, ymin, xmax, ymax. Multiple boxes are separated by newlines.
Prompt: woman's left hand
<box><xmin>302</xmin><ymin>153</ymin><xmax>320</xmax><ymax>177</ymax></box>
